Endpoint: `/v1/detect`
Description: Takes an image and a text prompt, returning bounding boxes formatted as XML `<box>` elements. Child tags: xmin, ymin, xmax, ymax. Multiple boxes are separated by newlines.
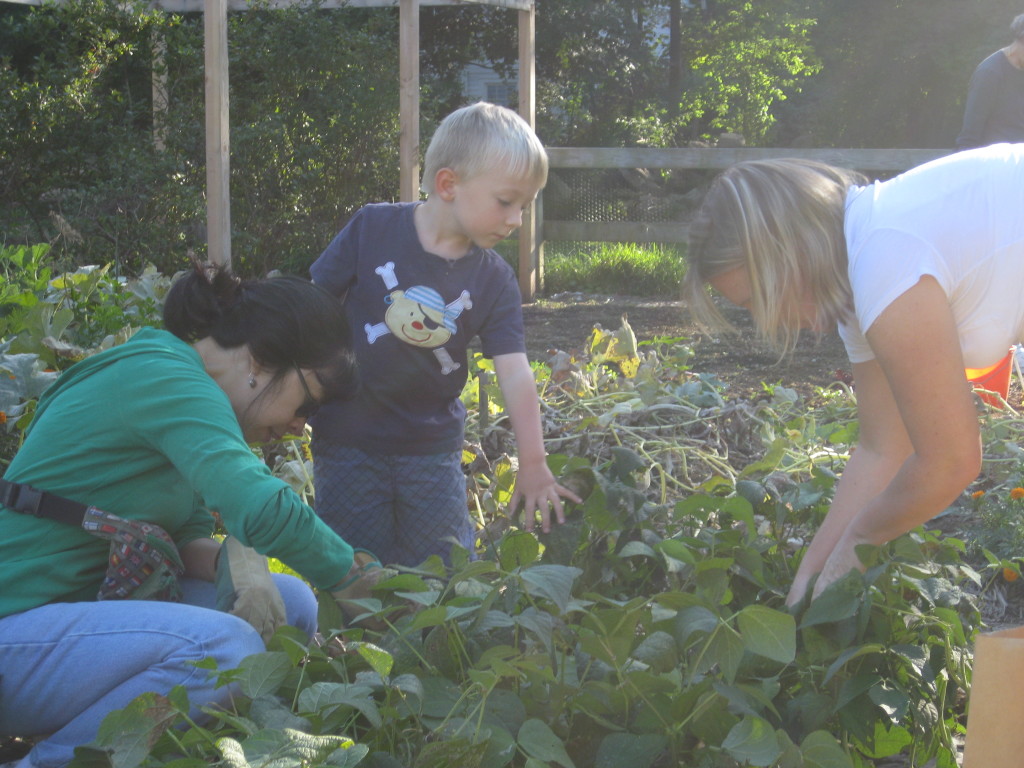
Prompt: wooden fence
<box><xmin>519</xmin><ymin>146</ymin><xmax>952</xmax><ymax>300</ymax></box>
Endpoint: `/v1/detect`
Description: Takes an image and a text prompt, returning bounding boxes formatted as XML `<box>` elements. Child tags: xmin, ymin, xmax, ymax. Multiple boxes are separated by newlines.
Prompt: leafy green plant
<box><xmin>68</xmin><ymin>320</ymin><xmax>984</xmax><ymax>768</ymax></box>
<box><xmin>0</xmin><ymin>244</ymin><xmax>168</xmax><ymax>369</ymax></box>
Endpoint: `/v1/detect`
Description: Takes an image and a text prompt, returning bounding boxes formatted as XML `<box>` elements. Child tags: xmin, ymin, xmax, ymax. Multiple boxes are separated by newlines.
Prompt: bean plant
<box><xmin>45</xmin><ymin>318</ymin><xmax>993</xmax><ymax>768</ymax></box>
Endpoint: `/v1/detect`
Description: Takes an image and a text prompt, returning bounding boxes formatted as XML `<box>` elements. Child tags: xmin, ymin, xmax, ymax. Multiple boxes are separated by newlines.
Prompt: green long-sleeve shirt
<box><xmin>0</xmin><ymin>327</ymin><xmax>352</xmax><ymax>618</ymax></box>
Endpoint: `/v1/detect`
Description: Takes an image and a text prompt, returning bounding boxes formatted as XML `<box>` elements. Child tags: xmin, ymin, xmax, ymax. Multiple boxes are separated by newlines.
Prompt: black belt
<box><xmin>0</xmin><ymin>478</ymin><xmax>89</xmax><ymax>527</ymax></box>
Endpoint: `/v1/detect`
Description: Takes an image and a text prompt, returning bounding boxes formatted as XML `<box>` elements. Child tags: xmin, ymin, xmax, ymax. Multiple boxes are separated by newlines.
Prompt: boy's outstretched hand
<box><xmin>510</xmin><ymin>458</ymin><xmax>583</xmax><ymax>533</ymax></box>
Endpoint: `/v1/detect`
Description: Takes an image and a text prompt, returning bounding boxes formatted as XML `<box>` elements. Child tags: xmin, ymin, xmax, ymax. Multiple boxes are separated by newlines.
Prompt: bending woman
<box><xmin>0</xmin><ymin>265</ymin><xmax>381</xmax><ymax>768</ymax></box>
<box><xmin>681</xmin><ymin>143</ymin><xmax>1024</xmax><ymax>605</ymax></box>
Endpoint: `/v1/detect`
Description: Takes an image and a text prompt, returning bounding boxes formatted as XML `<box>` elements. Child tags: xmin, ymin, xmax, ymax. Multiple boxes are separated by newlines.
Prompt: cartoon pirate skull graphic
<box><xmin>364</xmin><ymin>261</ymin><xmax>472</xmax><ymax>375</ymax></box>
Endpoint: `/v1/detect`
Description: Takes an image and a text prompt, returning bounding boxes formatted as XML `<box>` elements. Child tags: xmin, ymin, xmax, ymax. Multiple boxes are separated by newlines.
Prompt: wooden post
<box><xmin>517</xmin><ymin>2</ymin><xmax>537</xmax><ymax>301</ymax></box>
<box><xmin>399</xmin><ymin>0</ymin><xmax>420</xmax><ymax>203</ymax></box>
<box><xmin>204</xmin><ymin>0</ymin><xmax>231</xmax><ymax>268</ymax></box>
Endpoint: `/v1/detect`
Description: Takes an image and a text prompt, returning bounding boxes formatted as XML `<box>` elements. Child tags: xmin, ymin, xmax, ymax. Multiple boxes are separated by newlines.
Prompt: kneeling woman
<box><xmin>0</xmin><ymin>265</ymin><xmax>380</xmax><ymax>768</ymax></box>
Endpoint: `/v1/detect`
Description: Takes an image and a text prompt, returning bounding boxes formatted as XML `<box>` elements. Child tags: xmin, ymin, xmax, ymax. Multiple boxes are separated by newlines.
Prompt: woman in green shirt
<box><xmin>0</xmin><ymin>265</ymin><xmax>380</xmax><ymax>768</ymax></box>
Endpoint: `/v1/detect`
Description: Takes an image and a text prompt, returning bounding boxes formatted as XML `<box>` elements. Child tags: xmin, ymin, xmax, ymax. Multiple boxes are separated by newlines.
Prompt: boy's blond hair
<box><xmin>681</xmin><ymin>158</ymin><xmax>866</xmax><ymax>356</ymax></box>
<box><xmin>422</xmin><ymin>102</ymin><xmax>548</xmax><ymax>194</ymax></box>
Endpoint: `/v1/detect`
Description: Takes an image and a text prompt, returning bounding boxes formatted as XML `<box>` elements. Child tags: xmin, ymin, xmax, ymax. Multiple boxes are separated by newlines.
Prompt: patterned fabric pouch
<box><xmin>82</xmin><ymin>507</ymin><xmax>185</xmax><ymax>602</ymax></box>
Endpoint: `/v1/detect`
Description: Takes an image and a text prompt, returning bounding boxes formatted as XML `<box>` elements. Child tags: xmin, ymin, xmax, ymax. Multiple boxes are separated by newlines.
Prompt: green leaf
<box><xmin>481</xmin><ymin>688</ymin><xmax>528</xmax><ymax>735</ymax></box>
<box><xmin>412</xmin><ymin>738</ymin><xmax>489</xmax><ymax>768</ymax></box>
<box><xmin>594</xmin><ymin>733</ymin><xmax>667</xmax><ymax>768</ymax></box>
<box><xmin>519</xmin><ymin>564</ymin><xmax>581</xmax><ymax>613</ymax></box>
<box><xmin>737</xmin><ymin>605</ymin><xmax>796</xmax><ymax>664</ymax></box>
<box><xmin>355</xmin><ymin>641</ymin><xmax>395</xmax><ymax>678</ymax></box>
<box><xmin>71</xmin><ymin>692</ymin><xmax>177</xmax><ymax>768</ymax></box>
<box><xmin>498</xmin><ymin>530</ymin><xmax>540</xmax><ymax>570</ymax></box>
<box><xmin>722</xmin><ymin>715</ymin><xmax>782</xmax><ymax>767</ymax></box>
<box><xmin>235</xmin><ymin>652</ymin><xmax>293</xmax><ymax>699</ymax></box>
<box><xmin>856</xmin><ymin>721</ymin><xmax>912</xmax><ymax>759</ymax></box>
<box><xmin>700</xmin><ymin>626</ymin><xmax>744</xmax><ymax>683</ymax></box>
<box><xmin>215</xmin><ymin>738</ymin><xmax>250</xmax><ymax>768</ymax></box>
<box><xmin>248</xmin><ymin>695</ymin><xmax>311</xmax><ymax>732</ymax></box>
<box><xmin>631</xmin><ymin>630</ymin><xmax>678</xmax><ymax>673</ymax></box>
<box><xmin>799</xmin><ymin>571</ymin><xmax>863</xmax><ymax>628</ymax></box>
<box><xmin>800</xmin><ymin>730</ymin><xmax>855</xmax><ymax>768</ymax></box>
<box><xmin>674</xmin><ymin>605</ymin><xmax>720</xmax><ymax>646</ymax></box>
<box><xmin>518</xmin><ymin>719</ymin><xmax>575</xmax><ymax>768</ymax></box>
<box><xmin>823</xmin><ymin>643</ymin><xmax>884</xmax><ymax>684</ymax></box>
<box><xmin>513</xmin><ymin>607</ymin><xmax>557</xmax><ymax>654</ymax></box>
<box><xmin>241</xmin><ymin>728</ymin><xmax>353</xmax><ymax>766</ymax></box>
<box><xmin>297</xmin><ymin>682</ymin><xmax>382</xmax><ymax>728</ymax></box>
<box><xmin>317</xmin><ymin>589</ymin><xmax>346</xmax><ymax>635</ymax></box>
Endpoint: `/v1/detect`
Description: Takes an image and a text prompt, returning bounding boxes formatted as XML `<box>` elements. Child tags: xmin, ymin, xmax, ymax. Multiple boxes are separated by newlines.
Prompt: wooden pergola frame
<box><xmin>4</xmin><ymin>0</ymin><xmax>541</xmax><ymax>299</ymax></box>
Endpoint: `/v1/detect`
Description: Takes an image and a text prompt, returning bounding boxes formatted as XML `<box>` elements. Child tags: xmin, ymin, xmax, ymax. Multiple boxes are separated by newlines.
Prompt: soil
<box><xmin>520</xmin><ymin>292</ymin><xmax>852</xmax><ymax>400</ymax></box>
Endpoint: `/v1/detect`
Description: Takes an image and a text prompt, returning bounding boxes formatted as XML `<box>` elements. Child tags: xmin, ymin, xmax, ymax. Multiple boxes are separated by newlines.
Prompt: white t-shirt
<box><xmin>838</xmin><ymin>143</ymin><xmax>1024</xmax><ymax>368</ymax></box>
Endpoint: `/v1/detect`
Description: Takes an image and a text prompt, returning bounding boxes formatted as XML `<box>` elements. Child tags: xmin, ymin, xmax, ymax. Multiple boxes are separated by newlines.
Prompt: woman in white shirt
<box><xmin>681</xmin><ymin>143</ymin><xmax>1024</xmax><ymax>604</ymax></box>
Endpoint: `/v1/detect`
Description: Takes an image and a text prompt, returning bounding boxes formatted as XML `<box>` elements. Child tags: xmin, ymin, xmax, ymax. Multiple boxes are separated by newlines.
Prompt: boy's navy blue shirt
<box><xmin>310</xmin><ymin>202</ymin><xmax>526</xmax><ymax>455</ymax></box>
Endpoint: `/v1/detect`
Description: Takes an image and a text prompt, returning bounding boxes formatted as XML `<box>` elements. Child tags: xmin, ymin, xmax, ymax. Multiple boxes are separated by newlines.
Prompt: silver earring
<box><xmin>248</xmin><ymin>372</ymin><xmax>257</xmax><ymax>389</ymax></box>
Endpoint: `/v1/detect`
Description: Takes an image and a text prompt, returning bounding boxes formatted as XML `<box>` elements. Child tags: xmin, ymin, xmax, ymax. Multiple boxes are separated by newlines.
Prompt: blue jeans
<box><xmin>0</xmin><ymin>574</ymin><xmax>317</xmax><ymax>768</ymax></box>
<box><xmin>312</xmin><ymin>440</ymin><xmax>475</xmax><ymax>567</ymax></box>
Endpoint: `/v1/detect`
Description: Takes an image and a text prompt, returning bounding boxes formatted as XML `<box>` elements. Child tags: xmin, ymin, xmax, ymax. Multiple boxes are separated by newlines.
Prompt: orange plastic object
<box><xmin>965</xmin><ymin>350</ymin><xmax>1013</xmax><ymax>408</ymax></box>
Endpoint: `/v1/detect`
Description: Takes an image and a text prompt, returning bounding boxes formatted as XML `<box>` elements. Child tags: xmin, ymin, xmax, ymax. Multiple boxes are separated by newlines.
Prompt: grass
<box><xmin>496</xmin><ymin>240</ymin><xmax>687</xmax><ymax>298</ymax></box>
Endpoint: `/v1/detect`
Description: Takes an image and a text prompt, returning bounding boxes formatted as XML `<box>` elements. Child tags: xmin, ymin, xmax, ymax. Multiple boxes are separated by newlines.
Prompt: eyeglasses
<box><xmin>293</xmin><ymin>363</ymin><xmax>322</xmax><ymax>420</ymax></box>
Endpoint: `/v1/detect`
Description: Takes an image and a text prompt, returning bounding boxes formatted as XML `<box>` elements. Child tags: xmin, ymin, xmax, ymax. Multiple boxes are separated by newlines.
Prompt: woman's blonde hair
<box><xmin>681</xmin><ymin>158</ymin><xmax>865</xmax><ymax>356</ymax></box>
<box><xmin>422</xmin><ymin>102</ymin><xmax>548</xmax><ymax>194</ymax></box>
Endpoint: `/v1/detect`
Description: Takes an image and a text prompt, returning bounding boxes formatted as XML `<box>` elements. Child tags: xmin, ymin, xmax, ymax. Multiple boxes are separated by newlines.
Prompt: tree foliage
<box><xmin>0</xmin><ymin>0</ymin><xmax>1018</xmax><ymax>276</ymax></box>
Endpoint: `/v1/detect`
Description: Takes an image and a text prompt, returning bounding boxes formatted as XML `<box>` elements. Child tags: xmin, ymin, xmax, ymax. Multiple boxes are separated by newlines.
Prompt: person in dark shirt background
<box><xmin>956</xmin><ymin>12</ymin><xmax>1024</xmax><ymax>150</ymax></box>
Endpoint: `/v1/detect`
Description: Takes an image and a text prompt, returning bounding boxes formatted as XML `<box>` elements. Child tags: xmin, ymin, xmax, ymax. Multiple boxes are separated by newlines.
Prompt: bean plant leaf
<box><xmin>517</xmin><ymin>719</ymin><xmax>576</xmax><ymax>768</ymax></box>
<box><xmin>519</xmin><ymin>564</ymin><xmax>581</xmax><ymax>612</ymax></box>
<box><xmin>412</xmin><ymin>738</ymin><xmax>488</xmax><ymax>768</ymax></box>
<box><xmin>498</xmin><ymin>530</ymin><xmax>540</xmax><ymax>570</ymax></box>
<box><xmin>722</xmin><ymin>715</ymin><xmax>782</xmax><ymax>767</ymax></box>
<box><xmin>513</xmin><ymin>606</ymin><xmax>556</xmax><ymax>654</ymax></box>
<box><xmin>478</xmin><ymin>725</ymin><xmax>517</xmax><ymax>768</ymax></box>
<box><xmin>594</xmin><ymin>734</ymin><xmax>667</xmax><ymax>768</ymax></box>
<box><xmin>823</xmin><ymin>643</ymin><xmax>885</xmax><ymax>684</ymax></box>
<box><xmin>216</xmin><ymin>737</ymin><xmax>250</xmax><ymax>768</ymax></box>
<box><xmin>240</xmin><ymin>728</ymin><xmax>353</xmax><ymax>767</ymax></box>
<box><xmin>674</xmin><ymin>605</ymin><xmax>721</xmax><ymax>647</ymax></box>
<box><xmin>737</xmin><ymin>605</ymin><xmax>796</xmax><ymax>663</ymax></box>
<box><xmin>799</xmin><ymin>571</ymin><xmax>864</xmax><ymax>628</ymax></box>
<box><xmin>235</xmin><ymin>652</ymin><xmax>293</xmax><ymax>699</ymax></box>
<box><xmin>355</xmin><ymin>641</ymin><xmax>394</xmax><ymax>678</ymax></box>
<box><xmin>858</xmin><ymin>721</ymin><xmax>912</xmax><ymax>759</ymax></box>
<box><xmin>799</xmin><ymin>730</ymin><xmax>855</xmax><ymax>768</ymax></box>
<box><xmin>248</xmin><ymin>695</ymin><xmax>311</xmax><ymax>732</ymax></box>
<box><xmin>72</xmin><ymin>692</ymin><xmax>177</xmax><ymax>768</ymax></box>
<box><xmin>325</xmin><ymin>743</ymin><xmax>371</xmax><ymax>767</ymax></box>
<box><xmin>631</xmin><ymin>630</ymin><xmax>678</xmax><ymax>673</ymax></box>
<box><xmin>481</xmin><ymin>688</ymin><xmax>528</xmax><ymax>734</ymax></box>
<box><xmin>698</xmin><ymin>625</ymin><xmax>744</xmax><ymax>683</ymax></box>
<box><xmin>296</xmin><ymin>682</ymin><xmax>382</xmax><ymax>728</ymax></box>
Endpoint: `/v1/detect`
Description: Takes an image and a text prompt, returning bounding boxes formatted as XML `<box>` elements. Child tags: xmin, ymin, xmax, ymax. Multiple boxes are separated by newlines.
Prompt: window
<box><xmin>486</xmin><ymin>82</ymin><xmax>511</xmax><ymax>105</ymax></box>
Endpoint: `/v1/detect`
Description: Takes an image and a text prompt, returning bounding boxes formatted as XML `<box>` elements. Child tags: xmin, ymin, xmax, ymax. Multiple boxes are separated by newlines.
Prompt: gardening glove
<box><xmin>330</xmin><ymin>549</ymin><xmax>394</xmax><ymax>630</ymax></box>
<box><xmin>215</xmin><ymin>536</ymin><xmax>287</xmax><ymax>645</ymax></box>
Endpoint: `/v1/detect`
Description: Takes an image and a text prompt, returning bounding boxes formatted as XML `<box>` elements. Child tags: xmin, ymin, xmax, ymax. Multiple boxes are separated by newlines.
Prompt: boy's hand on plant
<box><xmin>511</xmin><ymin>460</ymin><xmax>583</xmax><ymax>533</ymax></box>
<box><xmin>215</xmin><ymin>537</ymin><xmax>287</xmax><ymax>645</ymax></box>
